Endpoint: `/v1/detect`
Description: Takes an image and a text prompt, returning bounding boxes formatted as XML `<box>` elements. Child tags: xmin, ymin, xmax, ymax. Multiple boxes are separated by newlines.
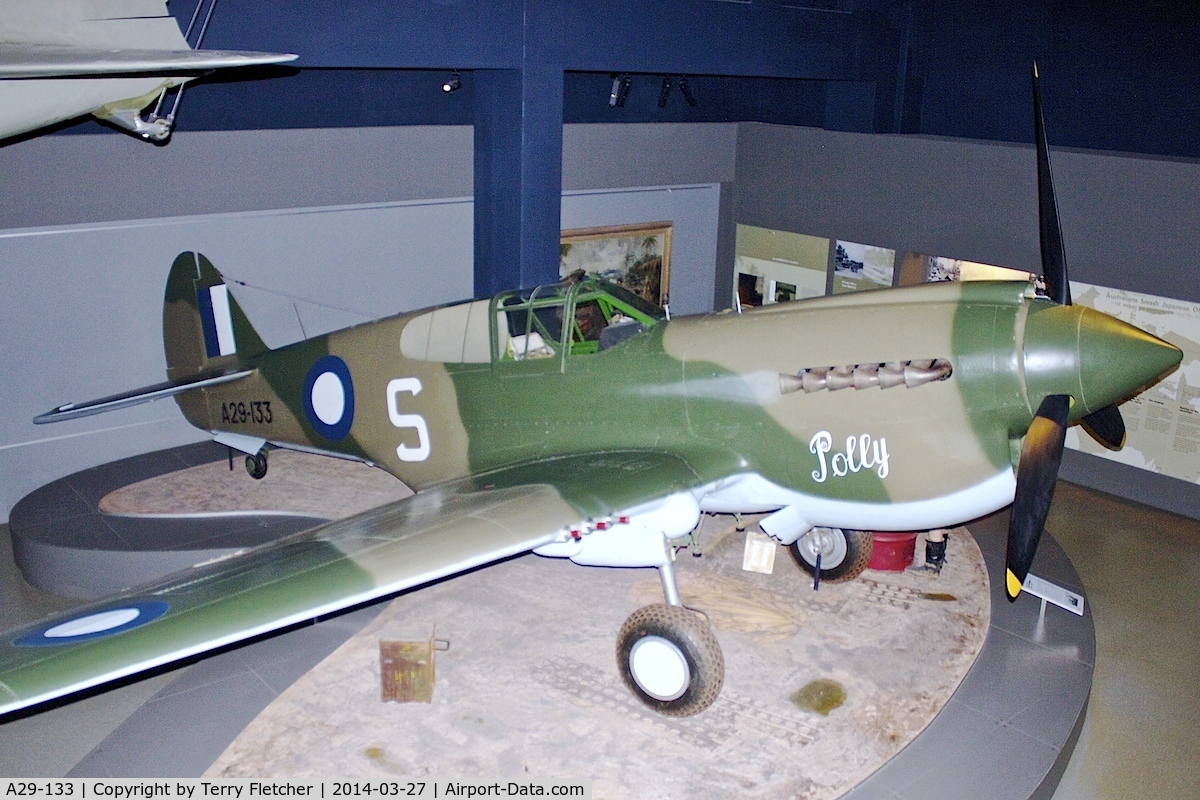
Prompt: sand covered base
<box><xmin>100</xmin><ymin>449</ymin><xmax>411</xmax><ymax>520</ymax></box>
<box><xmin>205</xmin><ymin>516</ymin><xmax>989</xmax><ymax>799</ymax></box>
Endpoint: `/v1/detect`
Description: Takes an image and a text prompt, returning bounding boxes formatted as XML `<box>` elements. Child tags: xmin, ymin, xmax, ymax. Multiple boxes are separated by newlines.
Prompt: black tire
<box><xmin>244</xmin><ymin>451</ymin><xmax>268</xmax><ymax>480</ymax></box>
<box><xmin>616</xmin><ymin>603</ymin><xmax>724</xmax><ymax>716</ymax></box>
<box><xmin>788</xmin><ymin>528</ymin><xmax>872</xmax><ymax>583</ymax></box>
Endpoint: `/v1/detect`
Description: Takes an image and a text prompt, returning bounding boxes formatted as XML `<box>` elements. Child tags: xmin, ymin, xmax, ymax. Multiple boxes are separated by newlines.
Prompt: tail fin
<box><xmin>163</xmin><ymin>252</ymin><xmax>268</xmax><ymax>381</ymax></box>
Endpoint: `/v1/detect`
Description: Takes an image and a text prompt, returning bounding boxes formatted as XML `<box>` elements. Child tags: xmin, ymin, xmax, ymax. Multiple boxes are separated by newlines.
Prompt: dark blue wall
<box><xmin>70</xmin><ymin>1</ymin><xmax>1190</xmax><ymax>158</ymax></box>
<box><xmin>36</xmin><ymin>1</ymin><xmax>1199</xmax><ymax>291</ymax></box>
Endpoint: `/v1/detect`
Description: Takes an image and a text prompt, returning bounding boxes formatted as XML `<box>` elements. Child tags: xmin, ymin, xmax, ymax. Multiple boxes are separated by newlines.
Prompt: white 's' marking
<box><xmin>387</xmin><ymin>377</ymin><xmax>431</xmax><ymax>462</ymax></box>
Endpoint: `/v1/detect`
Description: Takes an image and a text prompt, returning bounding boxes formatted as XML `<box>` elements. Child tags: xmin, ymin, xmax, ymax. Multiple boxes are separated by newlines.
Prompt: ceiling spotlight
<box><xmin>678</xmin><ymin>75</ymin><xmax>697</xmax><ymax>107</ymax></box>
<box><xmin>609</xmin><ymin>74</ymin><xmax>632</xmax><ymax>107</ymax></box>
<box><xmin>658</xmin><ymin>76</ymin><xmax>673</xmax><ymax>108</ymax></box>
<box><xmin>442</xmin><ymin>72</ymin><xmax>461</xmax><ymax>93</ymax></box>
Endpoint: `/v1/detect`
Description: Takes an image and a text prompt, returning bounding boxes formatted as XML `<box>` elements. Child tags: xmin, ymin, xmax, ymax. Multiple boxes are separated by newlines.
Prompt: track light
<box><xmin>609</xmin><ymin>74</ymin><xmax>632</xmax><ymax>107</ymax></box>
<box><xmin>658</xmin><ymin>76</ymin><xmax>672</xmax><ymax>108</ymax></box>
<box><xmin>678</xmin><ymin>75</ymin><xmax>697</xmax><ymax>106</ymax></box>
<box><xmin>442</xmin><ymin>72</ymin><xmax>461</xmax><ymax>93</ymax></box>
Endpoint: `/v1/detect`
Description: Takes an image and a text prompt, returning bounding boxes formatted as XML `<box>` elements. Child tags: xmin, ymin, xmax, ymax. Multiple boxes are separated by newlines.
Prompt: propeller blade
<box><xmin>1033</xmin><ymin>63</ymin><xmax>1072</xmax><ymax>305</ymax></box>
<box><xmin>1007</xmin><ymin>393</ymin><xmax>1070</xmax><ymax>600</ymax></box>
<box><xmin>1081</xmin><ymin>403</ymin><xmax>1126</xmax><ymax>450</ymax></box>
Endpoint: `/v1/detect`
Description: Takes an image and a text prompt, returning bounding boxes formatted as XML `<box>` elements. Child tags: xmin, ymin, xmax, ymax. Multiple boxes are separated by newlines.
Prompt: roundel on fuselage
<box><xmin>302</xmin><ymin>355</ymin><xmax>355</xmax><ymax>440</ymax></box>
<box><xmin>14</xmin><ymin>600</ymin><xmax>170</xmax><ymax>647</ymax></box>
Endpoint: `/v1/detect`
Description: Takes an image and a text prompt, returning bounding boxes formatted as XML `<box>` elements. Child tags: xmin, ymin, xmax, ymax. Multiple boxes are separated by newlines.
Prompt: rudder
<box><xmin>163</xmin><ymin>252</ymin><xmax>268</xmax><ymax>381</ymax></box>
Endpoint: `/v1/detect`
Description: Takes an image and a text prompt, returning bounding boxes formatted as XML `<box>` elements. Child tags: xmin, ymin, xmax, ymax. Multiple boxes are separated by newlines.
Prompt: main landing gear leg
<box><xmin>617</xmin><ymin>541</ymin><xmax>724</xmax><ymax>716</ymax></box>
<box><xmin>659</xmin><ymin>559</ymin><xmax>682</xmax><ymax>607</ymax></box>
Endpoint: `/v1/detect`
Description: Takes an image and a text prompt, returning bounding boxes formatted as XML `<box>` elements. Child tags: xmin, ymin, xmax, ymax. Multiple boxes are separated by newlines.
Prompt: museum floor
<box><xmin>1</xmin><ymin>477</ymin><xmax>1197</xmax><ymax>799</ymax></box>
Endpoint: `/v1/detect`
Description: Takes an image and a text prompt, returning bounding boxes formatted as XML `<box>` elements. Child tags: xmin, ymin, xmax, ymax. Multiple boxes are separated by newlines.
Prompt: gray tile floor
<box><xmin>2</xmin><ymin>455</ymin><xmax>1195</xmax><ymax>798</ymax></box>
<box><xmin>1043</xmin><ymin>482</ymin><xmax>1200</xmax><ymax>800</ymax></box>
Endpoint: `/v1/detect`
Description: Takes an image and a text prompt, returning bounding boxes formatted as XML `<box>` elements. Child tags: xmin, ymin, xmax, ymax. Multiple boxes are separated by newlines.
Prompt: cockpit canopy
<box><xmin>399</xmin><ymin>278</ymin><xmax>664</xmax><ymax>365</ymax></box>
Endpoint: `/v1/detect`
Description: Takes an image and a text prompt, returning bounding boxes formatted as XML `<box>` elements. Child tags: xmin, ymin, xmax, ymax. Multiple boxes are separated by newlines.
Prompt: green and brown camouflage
<box><xmin>4</xmin><ymin>250</ymin><xmax>1181</xmax><ymax>718</ymax></box>
<box><xmin>168</xmin><ymin>254</ymin><xmax>1179</xmax><ymax>514</ymax></box>
<box><xmin>8</xmin><ymin>62</ymin><xmax>1182</xmax><ymax>716</ymax></box>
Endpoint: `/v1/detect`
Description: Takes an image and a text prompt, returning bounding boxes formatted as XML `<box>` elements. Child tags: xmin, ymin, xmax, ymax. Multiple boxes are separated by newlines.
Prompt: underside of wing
<box><xmin>0</xmin><ymin>45</ymin><xmax>297</xmax><ymax>78</ymax></box>
<box><xmin>0</xmin><ymin>483</ymin><xmax>577</xmax><ymax>716</ymax></box>
<box><xmin>0</xmin><ymin>450</ymin><xmax>710</xmax><ymax>717</ymax></box>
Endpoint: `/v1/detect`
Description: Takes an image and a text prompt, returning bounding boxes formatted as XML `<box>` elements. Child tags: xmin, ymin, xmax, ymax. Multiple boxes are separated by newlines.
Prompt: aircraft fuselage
<box><xmin>179</xmin><ymin>278</ymin><xmax>1176</xmax><ymax>537</ymax></box>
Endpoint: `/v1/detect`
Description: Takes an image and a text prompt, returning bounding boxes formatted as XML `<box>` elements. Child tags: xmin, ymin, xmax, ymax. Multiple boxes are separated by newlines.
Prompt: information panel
<box><xmin>1066</xmin><ymin>281</ymin><xmax>1200</xmax><ymax>483</ymax></box>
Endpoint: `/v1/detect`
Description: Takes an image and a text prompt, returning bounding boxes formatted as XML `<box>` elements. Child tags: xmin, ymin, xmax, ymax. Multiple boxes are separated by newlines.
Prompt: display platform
<box><xmin>8</xmin><ymin>442</ymin><xmax>410</xmax><ymax>599</ymax></box>
<box><xmin>4</xmin><ymin>444</ymin><xmax>1093</xmax><ymax>798</ymax></box>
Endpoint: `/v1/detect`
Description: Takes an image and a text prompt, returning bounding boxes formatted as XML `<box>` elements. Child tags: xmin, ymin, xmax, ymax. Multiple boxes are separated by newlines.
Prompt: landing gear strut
<box><xmin>616</xmin><ymin>557</ymin><xmax>724</xmax><ymax>716</ymax></box>
<box><xmin>244</xmin><ymin>449</ymin><xmax>268</xmax><ymax>480</ymax></box>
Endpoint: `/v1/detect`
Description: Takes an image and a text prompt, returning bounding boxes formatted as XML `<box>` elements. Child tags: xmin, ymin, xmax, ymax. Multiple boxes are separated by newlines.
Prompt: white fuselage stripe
<box><xmin>698</xmin><ymin>469</ymin><xmax>1017</xmax><ymax>532</ymax></box>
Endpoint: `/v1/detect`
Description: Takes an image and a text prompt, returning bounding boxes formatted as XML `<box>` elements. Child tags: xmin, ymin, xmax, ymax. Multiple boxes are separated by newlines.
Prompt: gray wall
<box><xmin>4</xmin><ymin>118</ymin><xmax>1195</xmax><ymax>521</ymax></box>
<box><xmin>732</xmin><ymin>123</ymin><xmax>1200</xmax><ymax>304</ymax></box>
<box><xmin>732</xmin><ymin>123</ymin><xmax>1200</xmax><ymax>518</ymax></box>
<box><xmin>0</xmin><ymin>123</ymin><xmax>736</xmax><ymax>230</ymax></box>
<box><xmin>0</xmin><ymin>123</ymin><xmax>733</xmax><ymax>522</ymax></box>
<box><xmin>0</xmin><ymin>126</ymin><xmax>475</xmax><ymax>229</ymax></box>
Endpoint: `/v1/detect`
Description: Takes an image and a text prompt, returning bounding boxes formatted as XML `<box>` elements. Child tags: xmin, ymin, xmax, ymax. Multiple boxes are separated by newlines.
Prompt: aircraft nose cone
<box><xmin>1023</xmin><ymin>304</ymin><xmax>1182</xmax><ymax>415</ymax></box>
<box><xmin>1077</xmin><ymin>307</ymin><xmax>1181</xmax><ymax>411</ymax></box>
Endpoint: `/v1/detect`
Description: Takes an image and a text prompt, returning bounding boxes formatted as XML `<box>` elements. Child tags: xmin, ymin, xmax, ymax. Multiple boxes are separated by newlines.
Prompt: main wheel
<box><xmin>244</xmin><ymin>450</ymin><xmax>268</xmax><ymax>480</ymax></box>
<box><xmin>617</xmin><ymin>604</ymin><xmax>724</xmax><ymax>716</ymax></box>
<box><xmin>788</xmin><ymin>528</ymin><xmax>872</xmax><ymax>583</ymax></box>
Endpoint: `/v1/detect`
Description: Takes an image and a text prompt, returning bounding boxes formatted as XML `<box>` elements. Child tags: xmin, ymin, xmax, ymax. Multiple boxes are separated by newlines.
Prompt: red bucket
<box><xmin>868</xmin><ymin>532</ymin><xmax>918</xmax><ymax>571</ymax></box>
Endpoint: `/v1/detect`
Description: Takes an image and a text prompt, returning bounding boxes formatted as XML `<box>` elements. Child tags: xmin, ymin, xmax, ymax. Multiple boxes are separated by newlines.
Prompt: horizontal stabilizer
<box><xmin>33</xmin><ymin>369</ymin><xmax>253</xmax><ymax>424</ymax></box>
<box><xmin>0</xmin><ymin>45</ymin><xmax>297</xmax><ymax>78</ymax></box>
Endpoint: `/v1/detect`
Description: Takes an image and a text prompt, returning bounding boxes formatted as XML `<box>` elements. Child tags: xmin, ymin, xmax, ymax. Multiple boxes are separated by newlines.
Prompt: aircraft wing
<box><xmin>0</xmin><ymin>45</ymin><xmax>298</xmax><ymax>78</ymax></box>
<box><xmin>0</xmin><ymin>451</ymin><xmax>705</xmax><ymax>717</ymax></box>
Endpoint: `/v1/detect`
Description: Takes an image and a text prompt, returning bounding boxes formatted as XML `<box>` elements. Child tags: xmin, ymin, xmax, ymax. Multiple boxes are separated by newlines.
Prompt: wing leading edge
<box><xmin>0</xmin><ymin>451</ymin><xmax>708</xmax><ymax>717</ymax></box>
<box><xmin>0</xmin><ymin>45</ymin><xmax>298</xmax><ymax>78</ymax></box>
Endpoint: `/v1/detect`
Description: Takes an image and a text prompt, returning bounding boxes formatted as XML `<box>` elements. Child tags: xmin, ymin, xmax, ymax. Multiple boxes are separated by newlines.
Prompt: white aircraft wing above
<box><xmin>0</xmin><ymin>44</ymin><xmax>297</xmax><ymax>77</ymax></box>
<box><xmin>0</xmin><ymin>0</ymin><xmax>297</xmax><ymax>142</ymax></box>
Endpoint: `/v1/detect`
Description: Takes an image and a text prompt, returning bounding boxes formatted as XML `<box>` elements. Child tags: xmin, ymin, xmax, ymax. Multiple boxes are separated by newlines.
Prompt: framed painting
<box><xmin>560</xmin><ymin>221</ymin><xmax>672</xmax><ymax>307</ymax></box>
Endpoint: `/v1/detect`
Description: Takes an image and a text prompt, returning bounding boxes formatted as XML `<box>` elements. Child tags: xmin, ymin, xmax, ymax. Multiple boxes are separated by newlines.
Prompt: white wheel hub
<box><xmin>796</xmin><ymin>527</ymin><xmax>848</xmax><ymax>568</ymax></box>
<box><xmin>629</xmin><ymin>635</ymin><xmax>690</xmax><ymax>701</ymax></box>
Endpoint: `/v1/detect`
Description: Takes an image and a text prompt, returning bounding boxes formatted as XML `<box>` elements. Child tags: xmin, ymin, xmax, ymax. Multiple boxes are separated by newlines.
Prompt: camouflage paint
<box><xmin>7</xmin><ymin>254</ymin><xmax>1179</xmax><ymax>717</ymax></box>
<box><xmin>0</xmin><ymin>484</ymin><xmax>575</xmax><ymax>713</ymax></box>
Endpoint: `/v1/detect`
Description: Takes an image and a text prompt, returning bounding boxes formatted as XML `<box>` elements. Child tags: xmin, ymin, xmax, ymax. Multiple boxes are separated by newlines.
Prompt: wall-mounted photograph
<box><xmin>896</xmin><ymin>253</ymin><xmax>1033</xmax><ymax>287</ymax></box>
<box><xmin>832</xmin><ymin>241</ymin><xmax>896</xmax><ymax>294</ymax></box>
<box><xmin>560</xmin><ymin>221</ymin><xmax>672</xmax><ymax>307</ymax></box>
<box><xmin>733</xmin><ymin>225</ymin><xmax>829</xmax><ymax>309</ymax></box>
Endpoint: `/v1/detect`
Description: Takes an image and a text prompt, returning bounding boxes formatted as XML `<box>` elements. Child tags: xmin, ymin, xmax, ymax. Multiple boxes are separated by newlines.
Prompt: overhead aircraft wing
<box><xmin>0</xmin><ymin>451</ymin><xmax>706</xmax><ymax>717</ymax></box>
<box><xmin>0</xmin><ymin>45</ymin><xmax>298</xmax><ymax>78</ymax></box>
<box><xmin>0</xmin><ymin>0</ymin><xmax>297</xmax><ymax>142</ymax></box>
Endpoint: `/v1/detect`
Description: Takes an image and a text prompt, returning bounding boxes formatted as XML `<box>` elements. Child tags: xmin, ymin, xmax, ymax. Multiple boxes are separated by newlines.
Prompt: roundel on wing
<box><xmin>14</xmin><ymin>600</ymin><xmax>170</xmax><ymax>647</ymax></box>
<box><xmin>302</xmin><ymin>355</ymin><xmax>355</xmax><ymax>440</ymax></box>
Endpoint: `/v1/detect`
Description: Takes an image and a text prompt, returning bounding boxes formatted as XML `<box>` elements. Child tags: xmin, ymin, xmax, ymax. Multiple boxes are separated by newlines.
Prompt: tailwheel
<box><xmin>788</xmin><ymin>527</ymin><xmax>872</xmax><ymax>583</ymax></box>
<box><xmin>617</xmin><ymin>603</ymin><xmax>723</xmax><ymax>716</ymax></box>
<box><xmin>244</xmin><ymin>449</ymin><xmax>268</xmax><ymax>480</ymax></box>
